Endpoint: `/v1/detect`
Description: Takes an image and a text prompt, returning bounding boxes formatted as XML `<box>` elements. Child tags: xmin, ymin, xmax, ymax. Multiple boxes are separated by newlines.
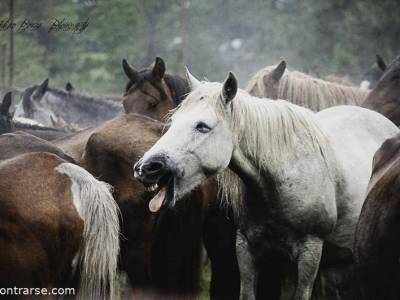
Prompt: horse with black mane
<box><xmin>122</xmin><ymin>56</ymin><xmax>240</xmax><ymax>299</ymax></box>
<box><xmin>122</xmin><ymin>57</ymin><xmax>189</xmax><ymax>118</ymax></box>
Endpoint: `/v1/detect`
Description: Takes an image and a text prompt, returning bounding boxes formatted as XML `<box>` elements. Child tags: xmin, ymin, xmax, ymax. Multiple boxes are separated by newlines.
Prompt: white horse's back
<box><xmin>317</xmin><ymin>105</ymin><xmax>399</xmax><ymax>248</ymax></box>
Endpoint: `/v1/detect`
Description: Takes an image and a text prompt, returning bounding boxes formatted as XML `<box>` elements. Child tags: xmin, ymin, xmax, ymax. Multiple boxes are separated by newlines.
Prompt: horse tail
<box><xmin>56</xmin><ymin>163</ymin><xmax>120</xmax><ymax>300</ymax></box>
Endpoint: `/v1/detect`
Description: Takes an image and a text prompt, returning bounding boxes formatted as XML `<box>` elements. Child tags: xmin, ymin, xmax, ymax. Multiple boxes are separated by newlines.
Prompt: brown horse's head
<box><xmin>363</xmin><ymin>55</ymin><xmax>400</xmax><ymax>126</ymax></box>
<box><xmin>0</xmin><ymin>92</ymin><xmax>13</xmax><ymax>135</ymax></box>
<box><xmin>122</xmin><ymin>57</ymin><xmax>178</xmax><ymax>121</ymax></box>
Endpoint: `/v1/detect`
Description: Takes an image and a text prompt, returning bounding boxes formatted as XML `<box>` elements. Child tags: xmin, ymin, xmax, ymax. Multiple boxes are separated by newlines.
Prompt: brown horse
<box><xmin>122</xmin><ymin>57</ymin><xmax>189</xmax><ymax>119</ymax></box>
<box><xmin>354</xmin><ymin>133</ymin><xmax>400</xmax><ymax>299</ymax></box>
<box><xmin>0</xmin><ymin>148</ymin><xmax>119</xmax><ymax>299</ymax></box>
<box><xmin>54</xmin><ymin>113</ymin><xmax>205</xmax><ymax>298</ymax></box>
<box><xmin>362</xmin><ymin>55</ymin><xmax>400</xmax><ymax>126</ymax></box>
<box><xmin>246</xmin><ymin>60</ymin><xmax>369</xmax><ymax>111</ymax></box>
<box><xmin>121</xmin><ymin>58</ymin><xmax>240</xmax><ymax>299</ymax></box>
<box><xmin>0</xmin><ymin>131</ymin><xmax>75</xmax><ymax>162</ymax></box>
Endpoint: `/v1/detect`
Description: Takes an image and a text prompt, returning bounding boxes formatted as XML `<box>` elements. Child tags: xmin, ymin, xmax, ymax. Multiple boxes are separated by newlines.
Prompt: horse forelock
<box><xmin>247</xmin><ymin>65</ymin><xmax>369</xmax><ymax>111</ymax></box>
<box><xmin>163</xmin><ymin>74</ymin><xmax>190</xmax><ymax>105</ymax></box>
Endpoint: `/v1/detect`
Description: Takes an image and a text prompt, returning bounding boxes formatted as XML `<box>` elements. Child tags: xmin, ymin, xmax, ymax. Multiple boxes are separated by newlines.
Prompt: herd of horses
<box><xmin>0</xmin><ymin>53</ymin><xmax>399</xmax><ymax>300</ymax></box>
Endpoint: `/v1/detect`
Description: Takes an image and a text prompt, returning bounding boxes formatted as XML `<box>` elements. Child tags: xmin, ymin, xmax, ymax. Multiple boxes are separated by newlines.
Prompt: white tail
<box><xmin>56</xmin><ymin>163</ymin><xmax>120</xmax><ymax>300</ymax></box>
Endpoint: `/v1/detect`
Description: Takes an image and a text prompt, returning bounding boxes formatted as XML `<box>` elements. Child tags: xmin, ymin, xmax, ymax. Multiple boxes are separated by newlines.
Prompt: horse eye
<box><xmin>149</xmin><ymin>102</ymin><xmax>158</xmax><ymax>108</ymax></box>
<box><xmin>195</xmin><ymin>122</ymin><xmax>211</xmax><ymax>133</ymax></box>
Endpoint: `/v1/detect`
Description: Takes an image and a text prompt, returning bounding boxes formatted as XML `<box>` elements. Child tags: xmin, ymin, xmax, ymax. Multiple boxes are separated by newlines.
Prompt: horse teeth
<box><xmin>147</xmin><ymin>184</ymin><xmax>158</xmax><ymax>192</ymax></box>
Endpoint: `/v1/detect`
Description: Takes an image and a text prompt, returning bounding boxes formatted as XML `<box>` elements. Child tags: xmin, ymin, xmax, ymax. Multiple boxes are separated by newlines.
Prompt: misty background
<box><xmin>0</xmin><ymin>0</ymin><xmax>399</xmax><ymax>95</ymax></box>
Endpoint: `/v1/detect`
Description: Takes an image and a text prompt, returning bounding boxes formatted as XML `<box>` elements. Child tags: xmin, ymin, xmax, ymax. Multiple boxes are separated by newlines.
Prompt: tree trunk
<box><xmin>8</xmin><ymin>0</ymin><xmax>14</xmax><ymax>89</ymax></box>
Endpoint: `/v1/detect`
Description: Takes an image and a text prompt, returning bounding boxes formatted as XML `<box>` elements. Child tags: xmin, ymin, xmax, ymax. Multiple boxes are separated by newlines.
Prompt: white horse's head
<box><xmin>134</xmin><ymin>69</ymin><xmax>238</xmax><ymax>212</ymax></box>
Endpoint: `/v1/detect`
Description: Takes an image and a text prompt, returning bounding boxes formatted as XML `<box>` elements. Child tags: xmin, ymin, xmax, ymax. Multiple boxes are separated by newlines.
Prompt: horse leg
<box><xmin>293</xmin><ymin>235</ymin><xmax>323</xmax><ymax>300</ymax></box>
<box><xmin>236</xmin><ymin>230</ymin><xmax>257</xmax><ymax>300</ymax></box>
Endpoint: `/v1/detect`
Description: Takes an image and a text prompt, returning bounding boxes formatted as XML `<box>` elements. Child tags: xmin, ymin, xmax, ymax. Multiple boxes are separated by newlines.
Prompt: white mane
<box><xmin>176</xmin><ymin>83</ymin><xmax>333</xmax><ymax>216</ymax></box>
<box><xmin>246</xmin><ymin>65</ymin><xmax>369</xmax><ymax>111</ymax></box>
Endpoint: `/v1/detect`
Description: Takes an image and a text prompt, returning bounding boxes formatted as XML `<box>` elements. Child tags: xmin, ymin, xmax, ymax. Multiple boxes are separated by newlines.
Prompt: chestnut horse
<box><xmin>121</xmin><ymin>57</ymin><xmax>240</xmax><ymax>299</ymax></box>
<box><xmin>354</xmin><ymin>133</ymin><xmax>400</xmax><ymax>299</ymax></box>
<box><xmin>54</xmin><ymin>113</ymin><xmax>204</xmax><ymax>298</ymax></box>
<box><xmin>0</xmin><ymin>147</ymin><xmax>119</xmax><ymax>299</ymax></box>
<box><xmin>362</xmin><ymin>55</ymin><xmax>400</xmax><ymax>127</ymax></box>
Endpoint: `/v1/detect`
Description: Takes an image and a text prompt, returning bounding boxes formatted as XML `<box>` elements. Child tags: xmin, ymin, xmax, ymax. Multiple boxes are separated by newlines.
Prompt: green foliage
<box><xmin>0</xmin><ymin>0</ymin><xmax>399</xmax><ymax>94</ymax></box>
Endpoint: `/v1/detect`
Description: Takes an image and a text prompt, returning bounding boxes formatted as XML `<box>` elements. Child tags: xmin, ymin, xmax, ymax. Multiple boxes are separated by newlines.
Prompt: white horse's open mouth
<box><xmin>145</xmin><ymin>171</ymin><xmax>175</xmax><ymax>212</ymax></box>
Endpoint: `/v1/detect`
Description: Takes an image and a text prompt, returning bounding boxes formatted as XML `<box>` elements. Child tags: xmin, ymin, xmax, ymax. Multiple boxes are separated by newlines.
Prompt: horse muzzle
<box><xmin>134</xmin><ymin>155</ymin><xmax>177</xmax><ymax>212</ymax></box>
<box><xmin>134</xmin><ymin>156</ymin><xmax>168</xmax><ymax>183</ymax></box>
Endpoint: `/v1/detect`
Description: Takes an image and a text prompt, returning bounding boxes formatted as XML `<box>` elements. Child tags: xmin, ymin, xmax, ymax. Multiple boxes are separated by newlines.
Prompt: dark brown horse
<box><xmin>354</xmin><ymin>133</ymin><xmax>400</xmax><ymax>299</ymax></box>
<box><xmin>121</xmin><ymin>58</ymin><xmax>240</xmax><ymax>299</ymax></box>
<box><xmin>0</xmin><ymin>147</ymin><xmax>119</xmax><ymax>299</ymax></box>
<box><xmin>362</xmin><ymin>55</ymin><xmax>400</xmax><ymax>126</ymax></box>
<box><xmin>360</xmin><ymin>54</ymin><xmax>387</xmax><ymax>90</ymax></box>
<box><xmin>54</xmin><ymin>113</ymin><xmax>204</xmax><ymax>298</ymax></box>
<box><xmin>122</xmin><ymin>57</ymin><xmax>189</xmax><ymax>119</ymax></box>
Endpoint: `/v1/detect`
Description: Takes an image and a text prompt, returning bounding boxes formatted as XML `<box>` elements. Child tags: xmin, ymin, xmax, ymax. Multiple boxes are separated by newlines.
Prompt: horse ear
<box><xmin>0</xmin><ymin>92</ymin><xmax>12</xmax><ymax>115</ymax></box>
<box><xmin>185</xmin><ymin>67</ymin><xmax>201</xmax><ymax>90</ymax></box>
<box><xmin>271</xmin><ymin>60</ymin><xmax>286</xmax><ymax>81</ymax></box>
<box><xmin>34</xmin><ymin>78</ymin><xmax>49</xmax><ymax>98</ymax></box>
<box><xmin>222</xmin><ymin>72</ymin><xmax>238</xmax><ymax>104</ymax></box>
<box><xmin>65</xmin><ymin>82</ymin><xmax>74</xmax><ymax>92</ymax></box>
<box><xmin>122</xmin><ymin>58</ymin><xmax>138</xmax><ymax>80</ymax></box>
<box><xmin>152</xmin><ymin>57</ymin><xmax>166</xmax><ymax>80</ymax></box>
<box><xmin>30</xmin><ymin>78</ymin><xmax>48</xmax><ymax>101</ymax></box>
<box><xmin>376</xmin><ymin>55</ymin><xmax>387</xmax><ymax>72</ymax></box>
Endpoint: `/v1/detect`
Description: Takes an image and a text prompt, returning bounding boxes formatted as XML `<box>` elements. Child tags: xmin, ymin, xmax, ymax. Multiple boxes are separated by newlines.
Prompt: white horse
<box><xmin>134</xmin><ymin>70</ymin><xmax>399</xmax><ymax>299</ymax></box>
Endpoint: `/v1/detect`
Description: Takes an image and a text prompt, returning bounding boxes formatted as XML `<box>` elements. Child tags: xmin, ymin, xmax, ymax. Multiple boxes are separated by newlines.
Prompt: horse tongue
<box><xmin>149</xmin><ymin>187</ymin><xmax>167</xmax><ymax>213</ymax></box>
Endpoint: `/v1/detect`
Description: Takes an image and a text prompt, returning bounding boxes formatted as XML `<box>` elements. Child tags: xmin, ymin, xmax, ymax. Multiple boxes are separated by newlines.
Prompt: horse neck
<box><xmin>279</xmin><ymin>72</ymin><xmax>368</xmax><ymax>110</ymax></box>
<box><xmin>239</xmin><ymin>96</ymin><xmax>329</xmax><ymax>159</ymax></box>
<box><xmin>219</xmin><ymin>96</ymin><xmax>327</xmax><ymax>217</ymax></box>
<box><xmin>46</xmin><ymin>89</ymin><xmax>122</xmax><ymax>125</ymax></box>
<box><xmin>53</xmin><ymin>127</ymin><xmax>97</xmax><ymax>161</ymax></box>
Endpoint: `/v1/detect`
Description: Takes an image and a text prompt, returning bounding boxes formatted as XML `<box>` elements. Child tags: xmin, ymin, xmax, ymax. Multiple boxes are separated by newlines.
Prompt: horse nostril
<box><xmin>133</xmin><ymin>162</ymin><xmax>141</xmax><ymax>174</ymax></box>
<box><xmin>142</xmin><ymin>161</ymin><xmax>165</xmax><ymax>174</ymax></box>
